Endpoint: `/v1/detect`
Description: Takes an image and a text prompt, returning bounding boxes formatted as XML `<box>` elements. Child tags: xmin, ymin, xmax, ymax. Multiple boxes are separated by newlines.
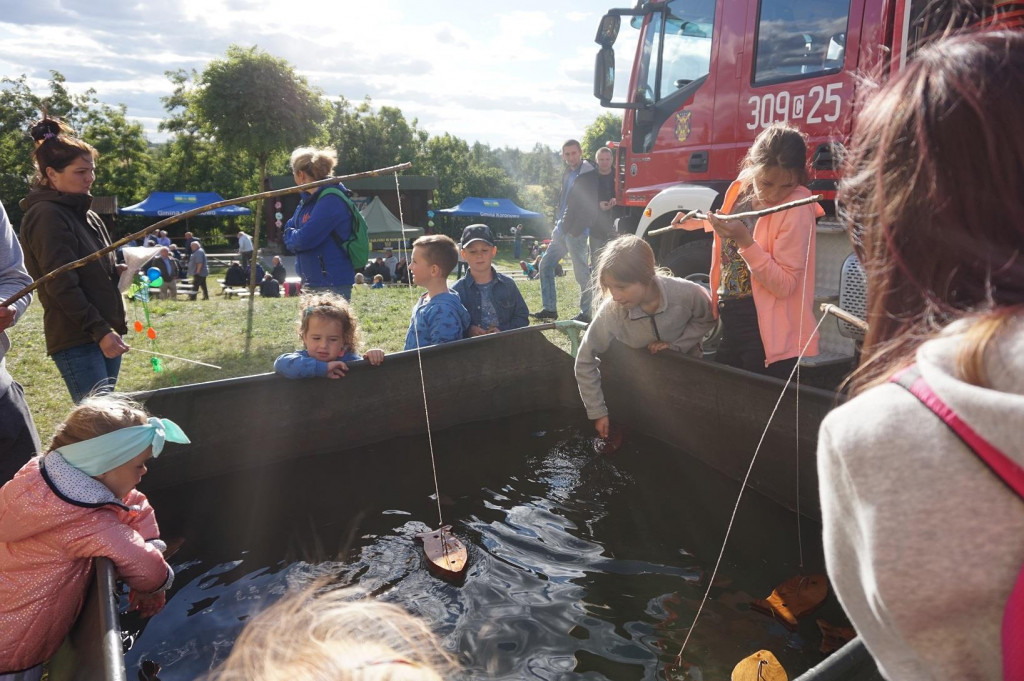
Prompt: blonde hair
<box><xmin>373</xmin><ymin>274</ymin><xmax>383</xmax><ymax>283</ymax></box>
<box><xmin>49</xmin><ymin>394</ymin><xmax>149</xmax><ymax>451</ymax></box>
<box><xmin>592</xmin><ymin>235</ymin><xmax>661</xmax><ymax>302</ymax></box>
<box><xmin>202</xmin><ymin>586</ymin><xmax>457</xmax><ymax>681</ymax></box>
<box><xmin>299</xmin><ymin>293</ymin><xmax>361</xmax><ymax>354</ymax></box>
<box><xmin>412</xmin><ymin>235</ymin><xmax>458</xmax><ymax>277</ymax></box>
<box><xmin>290</xmin><ymin>147</ymin><xmax>338</xmax><ymax>181</ymax></box>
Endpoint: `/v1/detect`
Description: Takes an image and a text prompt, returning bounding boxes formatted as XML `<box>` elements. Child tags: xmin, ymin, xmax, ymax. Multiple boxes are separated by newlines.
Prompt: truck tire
<box><xmin>662</xmin><ymin>237</ymin><xmax>712</xmax><ymax>277</ymax></box>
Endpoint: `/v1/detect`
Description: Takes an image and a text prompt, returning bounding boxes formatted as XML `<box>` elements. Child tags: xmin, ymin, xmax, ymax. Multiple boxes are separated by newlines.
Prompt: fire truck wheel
<box><xmin>662</xmin><ymin>237</ymin><xmax>711</xmax><ymax>278</ymax></box>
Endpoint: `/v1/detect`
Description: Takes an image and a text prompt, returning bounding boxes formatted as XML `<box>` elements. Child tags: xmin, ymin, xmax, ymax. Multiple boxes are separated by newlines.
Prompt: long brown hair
<box><xmin>840</xmin><ymin>30</ymin><xmax>1024</xmax><ymax>393</ymax></box>
<box><xmin>737</xmin><ymin>123</ymin><xmax>808</xmax><ymax>187</ymax></box>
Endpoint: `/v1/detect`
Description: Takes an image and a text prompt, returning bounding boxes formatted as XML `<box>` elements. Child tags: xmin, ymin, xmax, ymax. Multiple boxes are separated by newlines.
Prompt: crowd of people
<box><xmin>0</xmin><ymin>24</ymin><xmax>1021</xmax><ymax>681</ymax></box>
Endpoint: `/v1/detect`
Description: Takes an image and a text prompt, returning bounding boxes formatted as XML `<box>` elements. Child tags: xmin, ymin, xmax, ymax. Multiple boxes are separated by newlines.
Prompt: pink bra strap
<box><xmin>891</xmin><ymin>366</ymin><xmax>1024</xmax><ymax>499</ymax></box>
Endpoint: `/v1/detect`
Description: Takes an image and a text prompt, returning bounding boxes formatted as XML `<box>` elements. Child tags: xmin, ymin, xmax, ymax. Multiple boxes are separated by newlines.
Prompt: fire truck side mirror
<box><xmin>595</xmin><ymin>48</ymin><xmax>616</xmax><ymax>102</ymax></box>
<box><xmin>595</xmin><ymin>13</ymin><xmax>621</xmax><ymax>47</ymax></box>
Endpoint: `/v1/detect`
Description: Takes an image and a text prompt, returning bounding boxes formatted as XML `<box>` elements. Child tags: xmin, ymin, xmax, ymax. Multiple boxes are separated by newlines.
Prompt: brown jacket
<box><xmin>18</xmin><ymin>190</ymin><xmax>126</xmax><ymax>355</ymax></box>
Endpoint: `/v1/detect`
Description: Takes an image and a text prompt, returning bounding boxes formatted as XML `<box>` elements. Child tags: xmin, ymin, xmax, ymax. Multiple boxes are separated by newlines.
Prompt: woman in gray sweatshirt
<box><xmin>818</xmin><ymin>31</ymin><xmax>1024</xmax><ymax>680</ymax></box>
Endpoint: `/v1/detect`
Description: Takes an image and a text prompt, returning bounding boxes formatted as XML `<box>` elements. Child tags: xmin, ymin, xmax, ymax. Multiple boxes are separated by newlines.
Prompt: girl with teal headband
<box><xmin>0</xmin><ymin>394</ymin><xmax>189</xmax><ymax>680</ymax></box>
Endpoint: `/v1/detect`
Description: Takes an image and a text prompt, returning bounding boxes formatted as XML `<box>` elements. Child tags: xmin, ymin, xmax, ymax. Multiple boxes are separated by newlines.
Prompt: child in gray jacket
<box><xmin>575</xmin><ymin>235</ymin><xmax>715</xmax><ymax>438</ymax></box>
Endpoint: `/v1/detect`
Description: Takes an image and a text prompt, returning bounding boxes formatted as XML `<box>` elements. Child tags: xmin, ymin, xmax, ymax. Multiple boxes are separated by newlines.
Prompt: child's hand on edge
<box><xmin>326</xmin><ymin>360</ymin><xmax>349</xmax><ymax>379</ymax></box>
<box><xmin>594</xmin><ymin>416</ymin><xmax>610</xmax><ymax>439</ymax></box>
<box><xmin>129</xmin><ymin>589</ymin><xmax>166</xmax><ymax>618</ymax></box>
<box><xmin>363</xmin><ymin>349</ymin><xmax>385</xmax><ymax>366</ymax></box>
<box><xmin>648</xmin><ymin>340</ymin><xmax>671</xmax><ymax>354</ymax></box>
<box><xmin>468</xmin><ymin>325</ymin><xmax>489</xmax><ymax>337</ymax></box>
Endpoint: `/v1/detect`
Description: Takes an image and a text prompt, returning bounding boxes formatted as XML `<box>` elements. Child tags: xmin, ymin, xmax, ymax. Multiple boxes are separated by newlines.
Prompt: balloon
<box><xmin>427</xmin><ymin>210</ymin><xmax>435</xmax><ymax>218</ymax></box>
<box><xmin>134</xmin><ymin>320</ymin><xmax>143</xmax><ymax>332</ymax></box>
<box><xmin>147</xmin><ymin>267</ymin><xmax>161</xmax><ymax>281</ymax></box>
<box><xmin>150</xmin><ymin>275</ymin><xmax>163</xmax><ymax>287</ymax></box>
<box><xmin>428</xmin><ymin>221</ymin><xmax>435</xmax><ymax>227</ymax></box>
<box><xmin>147</xmin><ymin>327</ymin><xmax>156</xmax><ymax>339</ymax></box>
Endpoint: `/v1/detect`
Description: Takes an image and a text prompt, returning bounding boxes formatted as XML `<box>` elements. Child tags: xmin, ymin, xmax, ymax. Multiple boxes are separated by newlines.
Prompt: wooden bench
<box><xmin>221</xmin><ymin>286</ymin><xmax>249</xmax><ymax>298</ymax></box>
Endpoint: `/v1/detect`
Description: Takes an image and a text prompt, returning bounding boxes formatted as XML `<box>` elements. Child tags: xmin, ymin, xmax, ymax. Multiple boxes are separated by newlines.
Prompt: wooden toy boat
<box><xmin>416</xmin><ymin>525</ymin><xmax>468</xmax><ymax>579</ymax></box>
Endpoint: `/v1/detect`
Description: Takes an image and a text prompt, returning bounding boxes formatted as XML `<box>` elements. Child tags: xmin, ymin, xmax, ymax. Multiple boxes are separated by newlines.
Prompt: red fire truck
<box><xmin>592</xmin><ymin>0</ymin><xmax>1020</xmax><ymax>362</ymax></box>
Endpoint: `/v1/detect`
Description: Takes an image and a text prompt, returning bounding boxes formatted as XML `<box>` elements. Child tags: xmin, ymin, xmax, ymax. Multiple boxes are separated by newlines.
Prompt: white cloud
<box><xmin>0</xmin><ymin>1</ymin><xmax>616</xmax><ymax>149</ymax></box>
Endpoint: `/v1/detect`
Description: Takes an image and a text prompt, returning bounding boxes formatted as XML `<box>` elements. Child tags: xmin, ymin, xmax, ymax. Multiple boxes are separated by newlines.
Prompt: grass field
<box><xmin>6</xmin><ymin>245</ymin><xmax>584</xmax><ymax>439</ymax></box>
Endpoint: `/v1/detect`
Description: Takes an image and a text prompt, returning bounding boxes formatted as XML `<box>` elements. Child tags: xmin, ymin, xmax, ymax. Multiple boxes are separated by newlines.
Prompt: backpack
<box><xmin>311</xmin><ymin>187</ymin><xmax>370</xmax><ymax>270</ymax></box>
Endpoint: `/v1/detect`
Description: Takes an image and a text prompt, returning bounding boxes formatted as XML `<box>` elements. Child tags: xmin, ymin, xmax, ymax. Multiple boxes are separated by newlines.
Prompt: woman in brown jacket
<box><xmin>19</xmin><ymin>118</ymin><xmax>128</xmax><ymax>403</ymax></box>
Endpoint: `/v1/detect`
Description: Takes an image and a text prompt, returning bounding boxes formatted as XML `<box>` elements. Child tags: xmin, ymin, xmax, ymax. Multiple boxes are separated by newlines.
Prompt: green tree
<box><xmin>325</xmin><ymin>96</ymin><xmax>427</xmax><ymax>173</ymax></box>
<box><xmin>148</xmin><ymin>68</ymin><xmax>260</xmax><ymax>241</ymax></box>
<box><xmin>81</xmin><ymin>103</ymin><xmax>154</xmax><ymax>207</ymax></box>
<box><xmin>0</xmin><ymin>71</ymin><xmax>154</xmax><ymax>232</ymax></box>
<box><xmin>192</xmin><ymin>44</ymin><xmax>327</xmax><ymax>347</ymax></box>
<box><xmin>581</xmin><ymin>112</ymin><xmax>623</xmax><ymax>160</ymax></box>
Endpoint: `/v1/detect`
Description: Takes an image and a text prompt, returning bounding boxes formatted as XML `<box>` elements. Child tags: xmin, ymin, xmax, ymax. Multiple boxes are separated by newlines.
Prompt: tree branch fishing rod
<box><xmin>1</xmin><ymin>162</ymin><xmax>413</xmax><ymax>309</ymax></box>
<box><xmin>646</xmin><ymin>194</ymin><xmax>824</xmax><ymax>237</ymax></box>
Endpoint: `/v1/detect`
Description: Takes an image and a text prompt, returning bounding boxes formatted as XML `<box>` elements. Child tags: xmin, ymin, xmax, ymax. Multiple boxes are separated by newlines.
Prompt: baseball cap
<box><xmin>460</xmin><ymin>224</ymin><xmax>495</xmax><ymax>248</ymax></box>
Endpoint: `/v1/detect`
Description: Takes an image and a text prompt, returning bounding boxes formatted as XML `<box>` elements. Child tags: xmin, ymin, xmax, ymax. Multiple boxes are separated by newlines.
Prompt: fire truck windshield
<box><xmin>636</xmin><ymin>0</ymin><xmax>714</xmax><ymax>103</ymax></box>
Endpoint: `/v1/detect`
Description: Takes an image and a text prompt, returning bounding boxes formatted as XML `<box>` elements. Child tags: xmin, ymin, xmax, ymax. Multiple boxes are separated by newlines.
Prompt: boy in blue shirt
<box><xmin>452</xmin><ymin>224</ymin><xmax>529</xmax><ymax>335</ymax></box>
<box><xmin>404</xmin><ymin>235</ymin><xmax>470</xmax><ymax>350</ymax></box>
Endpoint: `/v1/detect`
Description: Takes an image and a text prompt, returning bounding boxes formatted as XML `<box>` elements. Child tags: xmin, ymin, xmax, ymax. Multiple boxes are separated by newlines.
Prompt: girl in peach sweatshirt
<box><xmin>671</xmin><ymin>123</ymin><xmax>822</xmax><ymax>378</ymax></box>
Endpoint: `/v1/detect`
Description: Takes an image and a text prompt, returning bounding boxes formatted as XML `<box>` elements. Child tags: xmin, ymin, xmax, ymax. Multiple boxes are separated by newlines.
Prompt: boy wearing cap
<box><xmin>452</xmin><ymin>224</ymin><xmax>529</xmax><ymax>336</ymax></box>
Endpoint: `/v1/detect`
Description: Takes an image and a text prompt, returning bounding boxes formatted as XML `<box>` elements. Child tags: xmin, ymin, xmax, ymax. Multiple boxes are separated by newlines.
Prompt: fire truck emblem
<box><xmin>674</xmin><ymin>111</ymin><xmax>692</xmax><ymax>142</ymax></box>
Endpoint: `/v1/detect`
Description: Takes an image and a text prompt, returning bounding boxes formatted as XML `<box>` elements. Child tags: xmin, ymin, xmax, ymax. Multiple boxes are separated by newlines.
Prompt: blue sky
<box><xmin>0</xmin><ymin>1</ymin><xmax>620</xmax><ymax>150</ymax></box>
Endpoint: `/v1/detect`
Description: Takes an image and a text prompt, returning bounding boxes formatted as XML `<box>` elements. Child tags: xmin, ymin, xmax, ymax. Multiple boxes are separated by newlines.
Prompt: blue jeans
<box><xmin>51</xmin><ymin>342</ymin><xmax>122</xmax><ymax>403</ymax></box>
<box><xmin>539</xmin><ymin>227</ymin><xmax>591</xmax><ymax>316</ymax></box>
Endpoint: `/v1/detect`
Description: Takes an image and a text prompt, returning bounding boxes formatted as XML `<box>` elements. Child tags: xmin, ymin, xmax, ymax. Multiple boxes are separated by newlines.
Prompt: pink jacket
<box><xmin>685</xmin><ymin>181</ymin><xmax>821</xmax><ymax>366</ymax></box>
<box><xmin>0</xmin><ymin>454</ymin><xmax>172</xmax><ymax>673</ymax></box>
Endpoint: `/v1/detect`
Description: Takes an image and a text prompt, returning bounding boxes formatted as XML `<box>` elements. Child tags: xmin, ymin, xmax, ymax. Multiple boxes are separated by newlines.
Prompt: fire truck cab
<box><xmin>592</xmin><ymin>0</ymin><xmax>996</xmax><ymax>364</ymax></box>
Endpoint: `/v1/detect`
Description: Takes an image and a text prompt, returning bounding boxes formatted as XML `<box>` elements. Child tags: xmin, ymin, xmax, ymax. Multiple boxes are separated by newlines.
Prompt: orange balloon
<box><xmin>147</xmin><ymin>327</ymin><xmax>156</xmax><ymax>339</ymax></box>
<box><xmin>134</xmin><ymin>320</ymin><xmax>143</xmax><ymax>332</ymax></box>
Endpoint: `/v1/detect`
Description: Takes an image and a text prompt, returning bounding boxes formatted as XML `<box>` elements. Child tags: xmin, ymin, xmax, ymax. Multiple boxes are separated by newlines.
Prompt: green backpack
<box><xmin>315</xmin><ymin>187</ymin><xmax>370</xmax><ymax>270</ymax></box>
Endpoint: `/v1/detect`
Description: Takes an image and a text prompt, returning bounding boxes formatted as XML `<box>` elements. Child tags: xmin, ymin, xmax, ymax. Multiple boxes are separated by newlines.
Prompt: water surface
<box><xmin>125</xmin><ymin>410</ymin><xmax>843</xmax><ymax>679</ymax></box>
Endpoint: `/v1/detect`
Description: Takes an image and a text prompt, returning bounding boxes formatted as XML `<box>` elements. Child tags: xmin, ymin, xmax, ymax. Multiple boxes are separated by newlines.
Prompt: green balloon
<box><xmin>150</xmin><ymin>275</ymin><xmax>163</xmax><ymax>287</ymax></box>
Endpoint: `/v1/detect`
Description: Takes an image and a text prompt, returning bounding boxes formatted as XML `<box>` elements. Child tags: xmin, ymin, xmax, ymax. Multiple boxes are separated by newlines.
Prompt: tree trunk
<box><xmin>244</xmin><ymin>154</ymin><xmax>268</xmax><ymax>354</ymax></box>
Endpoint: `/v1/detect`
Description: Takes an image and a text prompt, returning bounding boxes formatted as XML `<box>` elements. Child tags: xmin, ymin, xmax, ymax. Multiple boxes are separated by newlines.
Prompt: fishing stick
<box><xmin>128</xmin><ymin>347</ymin><xmax>222</xmax><ymax>369</ymax></box>
<box><xmin>1</xmin><ymin>162</ymin><xmax>413</xmax><ymax>309</ymax></box>
<box><xmin>820</xmin><ymin>303</ymin><xmax>868</xmax><ymax>331</ymax></box>
<box><xmin>646</xmin><ymin>194</ymin><xmax>824</xmax><ymax>237</ymax></box>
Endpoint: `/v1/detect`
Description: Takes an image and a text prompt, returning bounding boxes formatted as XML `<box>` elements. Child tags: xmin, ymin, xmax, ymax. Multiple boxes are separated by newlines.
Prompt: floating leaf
<box><xmin>732</xmin><ymin>650</ymin><xmax>787</xmax><ymax>681</ymax></box>
<box><xmin>751</xmin><ymin>574</ymin><xmax>828</xmax><ymax>630</ymax></box>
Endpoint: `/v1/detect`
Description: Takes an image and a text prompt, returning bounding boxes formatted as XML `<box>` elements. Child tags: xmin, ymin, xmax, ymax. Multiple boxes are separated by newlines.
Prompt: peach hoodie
<box><xmin>0</xmin><ymin>454</ymin><xmax>172</xmax><ymax>673</ymax></box>
<box><xmin>682</xmin><ymin>181</ymin><xmax>822</xmax><ymax>366</ymax></box>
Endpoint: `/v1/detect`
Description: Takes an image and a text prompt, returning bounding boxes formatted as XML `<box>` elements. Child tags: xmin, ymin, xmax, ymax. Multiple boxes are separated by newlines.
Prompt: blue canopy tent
<box><xmin>120</xmin><ymin>192</ymin><xmax>252</xmax><ymax>217</ymax></box>
<box><xmin>438</xmin><ymin>197</ymin><xmax>542</xmax><ymax>219</ymax></box>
